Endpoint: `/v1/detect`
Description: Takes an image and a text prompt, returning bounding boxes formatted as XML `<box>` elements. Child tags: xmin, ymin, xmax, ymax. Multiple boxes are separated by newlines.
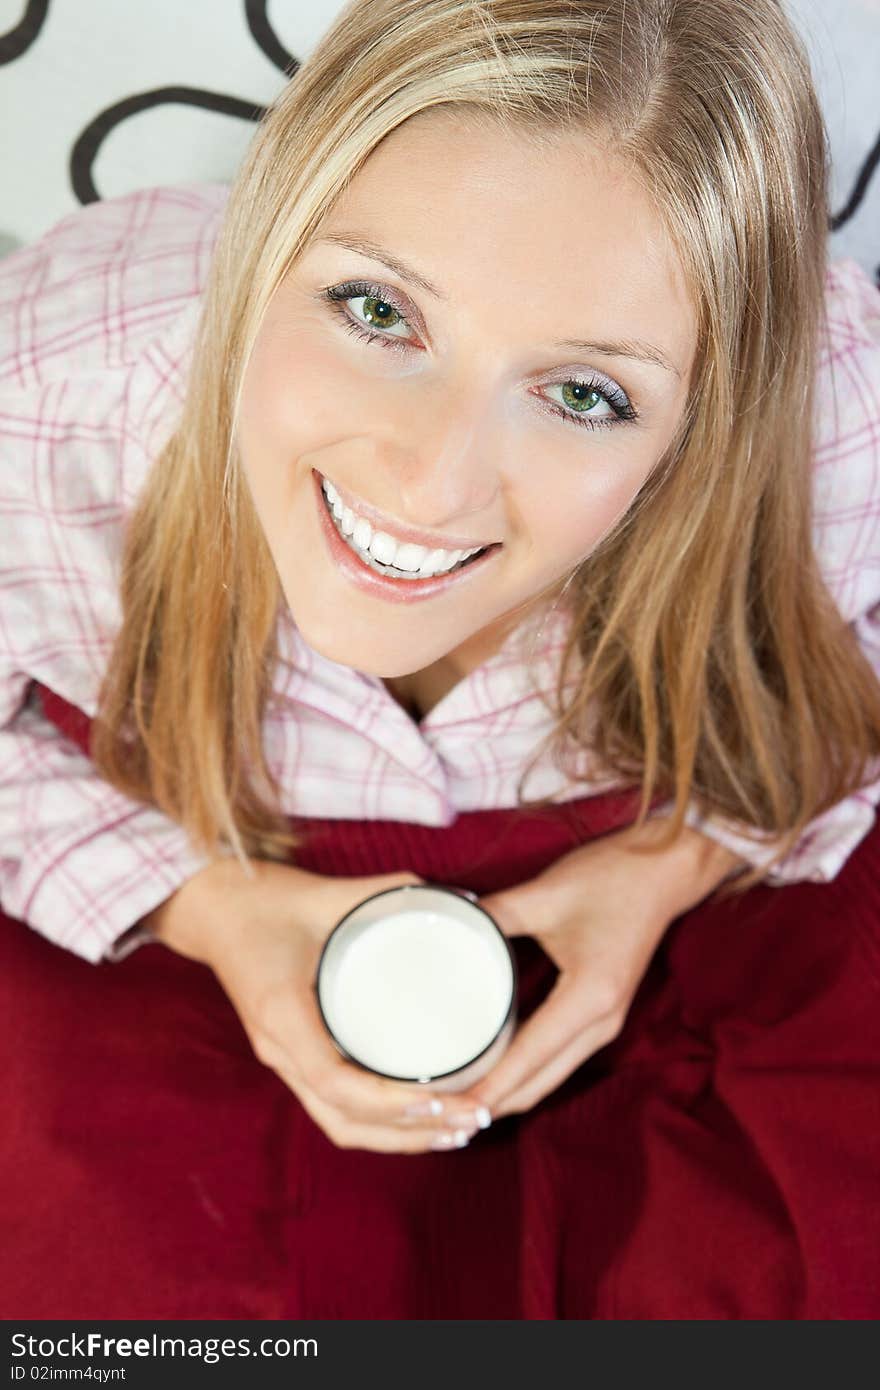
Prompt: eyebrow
<box><xmin>314</xmin><ymin>231</ymin><xmax>682</xmax><ymax>379</ymax></box>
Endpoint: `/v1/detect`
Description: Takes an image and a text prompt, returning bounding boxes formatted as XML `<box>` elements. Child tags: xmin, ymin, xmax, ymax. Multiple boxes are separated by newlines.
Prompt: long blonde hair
<box><xmin>92</xmin><ymin>0</ymin><xmax>880</xmax><ymax>894</ymax></box>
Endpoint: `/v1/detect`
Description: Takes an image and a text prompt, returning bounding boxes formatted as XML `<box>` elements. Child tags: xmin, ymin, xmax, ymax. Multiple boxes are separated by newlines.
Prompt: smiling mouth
<box><xmin>319</xmin><ymin>482</ymin><xmax>496</xmax><ymax>581</ymax></box>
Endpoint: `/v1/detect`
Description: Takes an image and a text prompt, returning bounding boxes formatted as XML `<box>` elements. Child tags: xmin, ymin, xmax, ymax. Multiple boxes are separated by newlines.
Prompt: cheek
<box><xmin>528</xmin><ymin>460</ymin><xmax>648</xmax><ymax>566</ymax></box>
<box><xmin>236</xmin><ymin>334</ymin><xmax>307</xmax><ymax>531</ymax></box>
<box><xmin>238</xmin><ymin>326</ymin><xmax>354</xmax><ymax>464</ymax></box>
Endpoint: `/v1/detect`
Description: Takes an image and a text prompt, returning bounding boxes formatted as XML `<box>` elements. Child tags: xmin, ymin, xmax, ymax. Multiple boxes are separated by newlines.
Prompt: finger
<box><xmin>477</xmin><ymin>887</ymin><xmax>534</xmax><ymax>938</ymax></box>
<box><xmin>491</xmin><ymin>1014</ymin><xmax>619</xmax><ymax>1119</ymax></box>
<box><xmin>478</xmin><ymin>874</ymin><xmax>569</xmax><ymax>939</ymax></box>
<box><xmin>257</xmin><ymin>1028</ymin><xmax>457</xmax><ymax>1133</ymax></box>
<box><xmin>454</xmin><ymin>975</ymin><xmax>588</xmax><ymax>1115</ymax></box>
<box><xmin>258</xmin><ymin>984</ymin><xmax>453</xmax><ymax>1128</ymax></box>
<box><xmin>456</xmin><ymin>974</ymin><xmax>620</xmax><ymax>1116</ymax></box>
<box><xmin>286</xmin><ymin>1075</ymin><xmax>481</xmax><ymax>1155</ymax></box>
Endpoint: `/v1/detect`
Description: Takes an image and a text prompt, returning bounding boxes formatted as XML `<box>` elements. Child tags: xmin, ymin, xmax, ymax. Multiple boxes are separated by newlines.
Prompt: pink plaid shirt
<box><xmin>1</xmin><ymin>186</ymin><xmax>879</xmax><ymax>965</ymax></box>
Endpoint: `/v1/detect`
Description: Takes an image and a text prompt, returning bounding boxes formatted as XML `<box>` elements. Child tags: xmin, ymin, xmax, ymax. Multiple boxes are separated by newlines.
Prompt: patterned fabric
<box><xmin>1</xmin><ymin>185</ymin><xmax>879</xmax><ymax>965</ymax></box>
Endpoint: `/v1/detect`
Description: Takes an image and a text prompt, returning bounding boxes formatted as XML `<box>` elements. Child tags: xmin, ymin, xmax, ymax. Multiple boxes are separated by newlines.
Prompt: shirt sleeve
<box><xmin>670</xmin><ymin>258</ymin><xmax>880</xmax><ymax>886</ymax></box>
<box><xmin>0</xmin><ymin>680</ymin><xmax>215</xmax><ymax>965</ymax></box>
<box><xmin>0</xmin><ymin>186</ymin><xmax>229</xmax><ymax>963</ymax></box>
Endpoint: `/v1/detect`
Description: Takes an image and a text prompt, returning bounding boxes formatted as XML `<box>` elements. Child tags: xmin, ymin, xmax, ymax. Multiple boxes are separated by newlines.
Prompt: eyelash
<box><xmin>320</xmin><ymin>280</ymin><xmax>639</xmax><ymax>432</ymax></box>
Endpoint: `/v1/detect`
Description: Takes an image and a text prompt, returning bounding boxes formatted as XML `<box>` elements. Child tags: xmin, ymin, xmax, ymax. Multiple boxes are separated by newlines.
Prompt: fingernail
<box><xmin>447</xmin><ymin>1104</ymin><xmax>492</xmax><ymax>1131</ymax></box>
<box><xmin>403</xmin><ymin>1096</ymin><xmax>445</xmax><ymax>1119</ymax></box>
<box><xmin>430</xmin><ymin>1128</ymin><xmax>472</xmax><ymax>1151</ymax></box>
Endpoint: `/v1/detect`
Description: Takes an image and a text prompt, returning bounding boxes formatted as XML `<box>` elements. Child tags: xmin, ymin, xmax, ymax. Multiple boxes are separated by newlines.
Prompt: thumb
<box><xmin>376</xmin><ymin>870</ymin><xmax>427</xmax><ymax>891</ymax></box>
<box><xmin>477</xmin><ymin>885</ymin><xmax>536</xmax><ymax>939</ymax></box>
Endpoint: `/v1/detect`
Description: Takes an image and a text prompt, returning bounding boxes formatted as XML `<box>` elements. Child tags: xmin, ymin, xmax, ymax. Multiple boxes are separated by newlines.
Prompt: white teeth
<box><xmin>352</xmin><ymin>517</ymin><xmax>372</xmax><ymax>550</ymax></box>
<box><xmin>321</xmin><ymin>476</ymin><xmax>487</xmax><ymax>579</ymax></box>
<box><xmin>394</xmin><ymin>541</ymin><xmax>428</xmax><ymax>571</ymax></box>
<box><xmin>423</xmin><ymin>547</ymin><xmax>453</xmax><ymax>574</ymax></box>
<box><xmin>368</xmin><ymin>530</ymin><xmax>399</xmax><ymax>565</ymax></box>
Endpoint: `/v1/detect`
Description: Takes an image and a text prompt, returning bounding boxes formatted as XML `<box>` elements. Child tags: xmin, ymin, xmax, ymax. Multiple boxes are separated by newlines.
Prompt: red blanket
<box><xmin>1</xmin><ymin>683</ymin><xmax>878</xmax><ymax>1319</ymax></box>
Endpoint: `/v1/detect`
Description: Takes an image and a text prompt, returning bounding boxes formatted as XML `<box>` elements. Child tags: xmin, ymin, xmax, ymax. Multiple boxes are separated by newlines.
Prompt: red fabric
<box><xmin>2</xmin><ymin>683</ymin><xmax>879</xmax><ymax>1319</ymax></box>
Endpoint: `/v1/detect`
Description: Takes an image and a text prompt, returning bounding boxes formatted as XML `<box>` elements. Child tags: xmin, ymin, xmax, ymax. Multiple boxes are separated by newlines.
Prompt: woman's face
<box><xmin>237</xmin><ymin>110</ymin><xmax>697</xmax><ymax>679</ymax></box>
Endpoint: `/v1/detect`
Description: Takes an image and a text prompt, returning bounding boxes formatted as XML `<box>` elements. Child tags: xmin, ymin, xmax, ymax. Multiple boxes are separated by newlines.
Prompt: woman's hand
<box><xmin>451</xmin><ymin>819</ymin><xmax>747</xmax><ymax>1122</ymax></box>
<box><xmin>145</xmin><ymin>858</ymin><xmax>488</xmax><ymax>1154</ymax></box>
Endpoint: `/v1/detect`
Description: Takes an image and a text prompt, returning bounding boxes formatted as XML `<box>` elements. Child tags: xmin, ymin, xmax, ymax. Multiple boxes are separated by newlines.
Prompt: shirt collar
<box><xmin>272</xmin><ymin>594</ymin><xmax>576</xmax><ymax>731</ymax></box>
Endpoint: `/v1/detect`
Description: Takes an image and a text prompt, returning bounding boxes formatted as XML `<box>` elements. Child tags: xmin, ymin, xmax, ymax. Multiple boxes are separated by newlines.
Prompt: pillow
<box><xmin>0</xmin><ymin>0</ymin><xmax>877</xmax><ymax>281</ymax></box>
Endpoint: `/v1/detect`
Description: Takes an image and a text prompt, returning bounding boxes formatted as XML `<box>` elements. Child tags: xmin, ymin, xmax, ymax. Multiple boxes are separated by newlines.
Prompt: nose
<box><xmin>384</xmin><ymin>380</ymin><xmax>501</xmax><ymax>531</ymax></box>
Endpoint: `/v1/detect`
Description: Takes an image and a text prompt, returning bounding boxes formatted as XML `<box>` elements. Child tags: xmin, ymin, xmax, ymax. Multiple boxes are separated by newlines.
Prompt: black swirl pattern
<box><xmin>831</xmin><ymin>130</ymin><xmax>880</xmax><ymax>227</ymax></box>
<box><xmin>0</xmin><ymin>0</ymin><xmax>49</xmax><ymax>65</ymax></box>
<box><xmin>69</xmin><ymin>87</ymin><xmax>271</xmax><ymax>207</ymax></box>
<box><xmin>68</xmin><ymin>0</ymin><xmax>299</xmax><ymax>208</ymax></box>
<box><xmin>0</xmin><ymin>0</ymin><xmax>876</xmax><ymax>285</ymax></box>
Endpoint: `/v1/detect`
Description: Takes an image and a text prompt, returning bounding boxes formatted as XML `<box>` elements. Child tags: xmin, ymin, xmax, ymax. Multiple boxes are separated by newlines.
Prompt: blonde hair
<box><xmin>92</xmin><ymin>0</ymin><xmax>880</xmax><ymax>895</ymax></box>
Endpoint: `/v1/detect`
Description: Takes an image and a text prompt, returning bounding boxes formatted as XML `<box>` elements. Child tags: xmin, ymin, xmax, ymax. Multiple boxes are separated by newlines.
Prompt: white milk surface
<box><xmin>322</xmin><ymin>908</ymin><xmax>513</xmax><ymax>1079</ymax></box>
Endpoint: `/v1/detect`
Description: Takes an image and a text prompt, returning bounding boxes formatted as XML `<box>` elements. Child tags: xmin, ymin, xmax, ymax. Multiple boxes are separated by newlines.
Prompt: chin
<box><xmin>285</xmin><ymin>610</ymin><xmax>424</xmax><ymax>679</ymax></box>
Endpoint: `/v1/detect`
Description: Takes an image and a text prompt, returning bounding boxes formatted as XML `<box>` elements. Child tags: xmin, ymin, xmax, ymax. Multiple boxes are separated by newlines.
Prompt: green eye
<box><xmin>323</xmin><ymin>280</ymin><xmax>639</xmax><ymax>431</ymax></box>
<box><xmin>560</xmin><ymin>383</ymin><xmax>606</xmax><ymax>413</ymax></box>
<box><xmin>361</xmin><ymin>295</ymin><xmax>403</xmax><ymax>330</ymax></box>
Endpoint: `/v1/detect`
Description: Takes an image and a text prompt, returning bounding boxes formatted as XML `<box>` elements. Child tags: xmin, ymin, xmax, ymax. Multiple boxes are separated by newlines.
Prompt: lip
<box><xmin>313</xmin><ymin>470</ymin><xmax>502</xmax><ymax>604</ymax></box>
<box><xmin>319</xmin><ymin>470</ymin><xmax>499</xmax><ymax>552</ymax></box>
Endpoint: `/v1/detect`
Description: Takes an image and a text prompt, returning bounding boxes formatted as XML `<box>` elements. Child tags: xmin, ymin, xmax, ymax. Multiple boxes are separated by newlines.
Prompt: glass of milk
<box><xmin>315</xmin><ymin>883</ymin><xmax>517</xmax><ymax>1093</ymax></box>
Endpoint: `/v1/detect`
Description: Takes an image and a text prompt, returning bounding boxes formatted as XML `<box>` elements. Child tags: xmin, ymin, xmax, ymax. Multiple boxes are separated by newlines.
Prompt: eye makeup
<box><xmin>318</xmin><ymin>279</ymin><xmax>640</xmax><ymax>433</ymax></box>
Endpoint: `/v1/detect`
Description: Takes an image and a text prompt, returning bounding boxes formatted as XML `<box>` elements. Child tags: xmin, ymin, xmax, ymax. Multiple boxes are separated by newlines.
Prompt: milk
<box><xmin>319</xmin><ymin>903</ymin><xmax>514</xmax><ymax>1081</ymax></box>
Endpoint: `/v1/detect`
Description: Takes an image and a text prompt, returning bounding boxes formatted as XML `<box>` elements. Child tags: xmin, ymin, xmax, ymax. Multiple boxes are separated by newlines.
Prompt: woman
<box><xmin>1</xmin><ymin>0</ymin><xmax>878</xmax><ymax>1317</ymax></box>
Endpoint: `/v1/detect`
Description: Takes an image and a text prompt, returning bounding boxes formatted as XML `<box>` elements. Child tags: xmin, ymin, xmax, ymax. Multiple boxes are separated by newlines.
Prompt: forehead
<box><xmin>315</xmin><ymin>109</ymin><xmax>697</xmax><ymax>374</ymax></box>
